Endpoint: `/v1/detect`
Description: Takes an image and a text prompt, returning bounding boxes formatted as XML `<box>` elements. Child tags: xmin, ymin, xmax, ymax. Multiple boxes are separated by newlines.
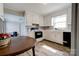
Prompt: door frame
<box><xmin>70</xmin><ymin>3</ymin><xmax>78</xmax><ymax>56</ymax></box>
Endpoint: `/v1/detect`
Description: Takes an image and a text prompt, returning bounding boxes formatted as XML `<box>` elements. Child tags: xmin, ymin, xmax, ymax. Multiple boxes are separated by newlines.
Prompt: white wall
<box><xmin>43</xmin><ymin>7</ymin><xmax>72</xmax><ymax>32</ymax></box>
<box><xmin>0</xmin><ymin>3</ymin><xmax>4</xmax><ymax>33</ymax></box>
<box><xmin>0</xmin><ymin>18</ymin><xmax>3</xmax><ymax>33</ymax></box>
<box><xmin>0</xmin><ymin>3</ymin><xmax>4</xmax><ymax>16</ymax></box>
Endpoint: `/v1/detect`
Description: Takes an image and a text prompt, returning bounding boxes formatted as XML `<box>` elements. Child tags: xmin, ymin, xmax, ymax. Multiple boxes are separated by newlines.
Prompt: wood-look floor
<box><xmin>18</xmin><ymin>40</ymin><xmax>70</xmax><ymax>56</ymax></box>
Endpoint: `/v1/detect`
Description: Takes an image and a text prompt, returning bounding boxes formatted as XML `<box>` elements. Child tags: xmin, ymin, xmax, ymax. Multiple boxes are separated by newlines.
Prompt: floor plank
<box><xmin>18</xmin><ymin>40</ymin><xmax>70</xmax><ymax>56</ymax></box>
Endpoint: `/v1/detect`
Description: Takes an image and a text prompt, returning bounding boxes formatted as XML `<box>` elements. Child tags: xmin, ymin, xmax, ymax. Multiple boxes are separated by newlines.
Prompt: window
<box><xmin>6</xmin><ymin>21</ymin><xmax>20</xmax><ymax>34</ymax></box>
<box><xmin>52</xmin><ymin>14</ymin><xmax>67</xmax><ymax>29</ymax></box>
<box><xmin>5</xmin><ymin>14</ymin><xmax>27</xmax><ymax>36</ymax></box>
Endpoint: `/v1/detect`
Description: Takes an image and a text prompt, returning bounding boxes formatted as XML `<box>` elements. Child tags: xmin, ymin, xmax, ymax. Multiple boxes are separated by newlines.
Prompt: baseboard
<box><xmin>43</xmin><ymin>39</ymin><xmax>63</xmax><ymax>46</ymax></box>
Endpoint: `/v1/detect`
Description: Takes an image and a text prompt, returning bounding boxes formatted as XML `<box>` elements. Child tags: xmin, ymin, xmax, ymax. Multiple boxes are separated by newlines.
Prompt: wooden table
<box><xmin>0</xmin><ymin>36</ymin><xmax>36</xmax><ymax>56</ymax></box>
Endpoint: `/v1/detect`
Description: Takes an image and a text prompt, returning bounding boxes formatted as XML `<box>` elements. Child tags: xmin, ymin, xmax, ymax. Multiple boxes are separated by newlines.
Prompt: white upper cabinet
<box><xmin>25</xmin><ymin>11</ymin><xmax>44</xmax><ymax>26</ymax></box>
<box><xmin>39</xmin><ymin>16</ymin><xmax>44</xmax><ymax>26</ymax></box>
<box><xmin>43</xmin><ymin>16</ymin><xmax>51</xmax><ymax>26</ymax></box>
<box><xmin>26</xmin><ymin>13</ymin><xmax>33</xmax><ymax>26</ymax></box>
<box><xmin>25</xmin><ymin>11</ymin><xmax>33</xmax><ymax>26</ymax></box>
<box><xmin>32</xmin><ymin>14</ymin><xmax>39</xmax><ymax>24</ymax></box>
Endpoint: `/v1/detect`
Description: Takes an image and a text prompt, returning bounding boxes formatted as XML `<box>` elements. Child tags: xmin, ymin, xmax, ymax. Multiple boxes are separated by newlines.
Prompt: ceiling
<box><xmin>4</xmin><ymin>3</ymin><xmax>71</xmax><ymax>15</ymax></box>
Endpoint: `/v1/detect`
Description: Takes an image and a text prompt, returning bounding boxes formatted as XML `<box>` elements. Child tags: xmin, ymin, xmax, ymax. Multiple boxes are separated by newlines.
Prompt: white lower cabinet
<box><xmin>55</xmin><ymin>32</ymin><xmax>63</xmax><ymax>44</ymax></box>
<box><xmin>44</xmin><ymin>30</ymin><xmax>63</xmax><ymax>44</ymax></box>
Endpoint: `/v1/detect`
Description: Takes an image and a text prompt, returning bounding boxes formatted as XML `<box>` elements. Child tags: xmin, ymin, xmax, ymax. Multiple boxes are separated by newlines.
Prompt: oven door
<box><xmin>35</xmin><ymin>31</ymin><xmax>43</xmax><ymax>39</ymax></box>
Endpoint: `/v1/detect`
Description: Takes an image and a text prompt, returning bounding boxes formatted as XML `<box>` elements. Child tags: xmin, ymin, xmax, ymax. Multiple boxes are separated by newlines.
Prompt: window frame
<box><xmin>51</xmin><ymin>14</ymin><xmax>67</xmax><ymax>29</ymax></box>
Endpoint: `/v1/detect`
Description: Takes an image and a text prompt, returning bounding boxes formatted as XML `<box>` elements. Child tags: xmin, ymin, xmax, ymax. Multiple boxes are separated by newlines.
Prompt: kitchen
<box><xmin>23</xmin><ymin>3</ymin><xmax>71</xmax><ymax>55</ymax></box>
<box><xmin>25</xmin><ymin>4</ymin><xmax>71</xmax><ymax>47</ymax></box>
<box><xmin>0</xmin><ymin>3</ymin><xmax>72</xmax><ymax>56</ymax></box>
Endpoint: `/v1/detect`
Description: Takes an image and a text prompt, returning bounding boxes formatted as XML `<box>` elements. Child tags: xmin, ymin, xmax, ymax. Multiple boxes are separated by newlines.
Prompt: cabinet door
<box><xmin>35</xmin><ymin>15</ymin><xmax>39</xmax><ymax>24</ymax></box>
<box><xmin>39</xmin><ymin>16</ymin><xmax>44</xmax><ymax>26</ymax></box>
<box><xmin>55</xmin><ymin>32</ymin><xmax>63</xmax><ymax>44</ymax></box>
<box><xmin>26</xmin><ymin>14</ymin><xmax>33</xmax><ymax>26</ymax></box>
<box><xmin>44</xmin><ymin>30</ymin><xmax>51</xmax><ymax>40</ymax></box>
<box><xmin>44</xmin><ymin>31</ymin><xmax>49</xmax><ymax>39</ymax></box>
<box><xmin>45</xmin><ymin>31</ymin><xmax>63</xmax><ymax>44</ymax></box>
<box><xmin>44</xmin><ymin>17</ymin><xmax>51</xmax><ymax>26</ymax></box>
<box><xmin>32</xmin><ymin>14</ymin><xmax>39</xmax><ymax>24</ymax></box>
<box><xmin>45</xmin><ymin>31</ymin><xmax>56</xmax><ymax>42</ymax></box>
<box><xmin>50</xmin><ymin>31</ymin><xmax>56</xmax><ymax>42</ymax></box>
